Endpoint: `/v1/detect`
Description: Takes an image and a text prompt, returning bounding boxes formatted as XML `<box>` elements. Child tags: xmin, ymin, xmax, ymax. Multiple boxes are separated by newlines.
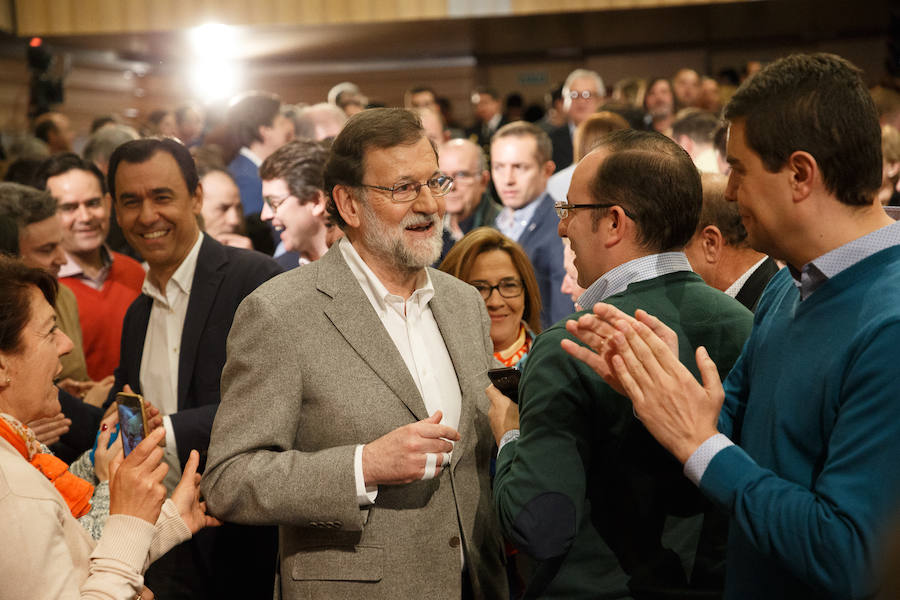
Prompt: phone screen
<box><xmin>117</xmin><ymin>399</ymin><xmax>145</xmax><ymax>457</ymax></box>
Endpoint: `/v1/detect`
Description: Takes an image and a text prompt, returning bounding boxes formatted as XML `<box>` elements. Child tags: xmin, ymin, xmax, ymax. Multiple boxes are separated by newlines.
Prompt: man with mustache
<box><xmin>203</xmin><ymin>108</ymin><xmax>507</xmax><ymax>599</ymax></box>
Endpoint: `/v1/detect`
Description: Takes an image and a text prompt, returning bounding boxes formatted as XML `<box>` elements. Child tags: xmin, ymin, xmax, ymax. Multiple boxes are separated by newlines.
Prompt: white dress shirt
<box><xmin>339</xmin><ymin>238</ymin><xmax>462</xmax><ymax>505</ymax></box>
<box><xmin>138</xmin><ymin>232</ymin><xmax>203</xmax><ymax>491</ymax></box>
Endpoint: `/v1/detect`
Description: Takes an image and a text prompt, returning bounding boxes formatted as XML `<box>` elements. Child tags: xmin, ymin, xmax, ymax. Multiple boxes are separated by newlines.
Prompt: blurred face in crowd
<box><xmin>346</xmin><ymin>136</ymin><xmax>445</xmax><ymax>271</ymax></box>
<box><xmin>558</xmin><ymin>148</ymin><xmax>611</xmax><ymax>288</ymax></box>
<box><xmin>409</xmin><ymin>90</ymin><xmax>437</xmax><ymax>110</ymax></box>
<box><xmin>491</xmin><ymin>134</ymin><xmax>554</xmax><ymax>210</ymax></box>
<box><xmin>673</xmin><ymin>69</ymin><xmax>701</xmax><ymax>108</ymax></box>
<box><xmin>46</xmin><ymin>168</ymin><xmax>110</xmax><ymax>259</ymax></box>
<box><xmin>439</xmin><ymin>141</ymin><xmax>488</xmax><ymax>221</ymax></box>
<box><xmin>18</xmin><ymin>214</ymin><xmax>67</xmax><ymax>278</ymax></box>
<box><xmin>468</xmin><ymin>249</ymin><xmax>526</xmax><ymax>352</ymax></box>
<box><xmin>645</xmin><ymin>79</ymin><xmax>675</xmax><ymax>119</ymax></box>
<box><xmin>114</xmin><ymin>151</ymin><xmax>202</xmax><ymax>283</ymax></box>
<box><xmin>564</xmin><ymin>77</ymin><xmax>603</xmax><ymax>127</ymax></box>
<box><xmin>156</xmin><ymin>112</ymin><xmax>178</xmax><ymax>138</ymax></box>
<box><xmin>419</xmin><ymin>109</ymin><xmax>446</xmax><ymax>147</ymax></box>
<box><xmin>473</xmin><ymin>92</ymin><xmax>501</xmax><ymax>123</ymax></box>
<box><xmin>200</xmin><ymin>171</ymin><xmax>244</xmax><ymax>238</ymax></box>
<box><xmin>260</xmin><ymin>177</ymin><xmax>326</xmax><ymax>256</ymax></box>
<box><xmin>260</xmin><ymin>114</ymin><xmax>296</xmax><ymax>155</ymax></box>
<box><xmin>560</xmin><ymin>240</ymin><xmax>586</xmax><ymax>305</ymax></box>
<box><xmin>177</xmin><ymin>108</ymin><xmax>204</xmax><ymax>143</ymax></box>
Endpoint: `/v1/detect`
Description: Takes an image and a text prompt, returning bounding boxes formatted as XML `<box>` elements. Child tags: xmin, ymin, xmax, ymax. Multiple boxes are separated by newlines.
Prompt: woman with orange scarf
<box><xmin>0</xmin><ymin>257</ymin><xmax>217</xmax><ymax>600</ymax></box>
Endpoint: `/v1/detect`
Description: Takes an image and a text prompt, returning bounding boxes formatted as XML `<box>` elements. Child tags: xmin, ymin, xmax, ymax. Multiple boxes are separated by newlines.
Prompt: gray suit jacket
<box><xmin>202</xmin><ymin>244</ymin><xmax>507</xmax><ymax>599</ymax></box>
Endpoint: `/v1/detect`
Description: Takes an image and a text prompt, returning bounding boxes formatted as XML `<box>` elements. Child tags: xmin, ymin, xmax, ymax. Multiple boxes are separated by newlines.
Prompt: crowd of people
<box><xmin>0</xmin><ymin>51</ymin><xmax>899</xmax><ymax>600</ymax></box>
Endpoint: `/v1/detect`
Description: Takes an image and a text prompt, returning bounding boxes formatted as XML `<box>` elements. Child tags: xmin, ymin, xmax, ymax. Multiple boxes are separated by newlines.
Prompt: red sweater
<box><xmin>60</xmin><ymin>252</ymin><xmax>145</xmax><ymax>380</ymax></box>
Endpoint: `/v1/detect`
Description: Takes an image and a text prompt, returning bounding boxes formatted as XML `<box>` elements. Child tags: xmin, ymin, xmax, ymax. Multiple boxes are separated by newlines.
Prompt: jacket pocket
<box><xmin>290</xmin><ymin>545</ymin><xmax>383</xmax><ymax>582</ymax></box>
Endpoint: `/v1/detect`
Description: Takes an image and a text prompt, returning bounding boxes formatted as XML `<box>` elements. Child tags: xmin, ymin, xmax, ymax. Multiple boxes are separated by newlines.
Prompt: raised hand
<box><xmin>362</xmin><ymin>411</ymin><xmax>459</xmax><ymax>485</ymax></box>
<box><xmin>171</xmin><ymin>449</ymin><xmax>222</xmax><ymax>533</ymax></box>
<box><xmin>108</xmin><ymin>427</ymin><xmax>168</xmax><ymax>524</ymax></box>
<box><xmin>27</xmin><ymin>412</ymin><xmax>71</xmax><ymax>446</ymax></box>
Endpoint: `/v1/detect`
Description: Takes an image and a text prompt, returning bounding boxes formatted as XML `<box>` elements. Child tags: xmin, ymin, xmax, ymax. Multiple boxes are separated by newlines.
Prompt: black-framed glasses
<box><xmin>471</xmin><ymin>278</ymin><xmax>524</xmax><ymax>300</ymax></box>
<box><xmin>554</xmin><ymin>200</ymin><xmax>636</xmax><ymax>221</ymax></box>
<box><xmin>263</xmin><ymin>192</ymin><xmax>294</xmax><ymax>212</ymax></box>
<box><xmin>362</xmin><ymin>174</ymin><xmax>454</xmax><ymax>203</ymax></box>
<box><xmin>567</xmin><ymin>90</ymin><xmax>596</xmax><ymax>100</ymax></box>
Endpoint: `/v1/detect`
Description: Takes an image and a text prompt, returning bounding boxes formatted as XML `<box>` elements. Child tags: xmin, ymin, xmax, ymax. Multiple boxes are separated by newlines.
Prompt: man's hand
<box><xmin>27</xmin><ymin>412</ymin><xmax>71</xmax><ymax>445</ymax></box>
<box><xmin>171</xmin><ymin>449</ymin><xmax>223</xmax><ymax>534</ymax></box>
<box><xmin>362</xmin><ymin>411</ymin><xmax>459</xmax><ymax>486</ymax></box>
<box><xmin>83</xmin><ymin>376</ymin><xmax>115</xmax><ymax>408</ymax></box>
<box><xmin>487</xmin><ymin>385</ymin><xmax>519</xmax><ymax>445</ymax></box>
<box><xmin>606</xmin><ymin>317</ymin><xmax>724</xmax><ymax>463</ymax></box>
<box><xmin>108</xmin><ymin>427</ymin><xmax>168</xmax><ymax>524</ymax></box>
<box><xmin>561</xmin><ymin>304</ymin><xmax>679</xmax><ymax>395</ymax></box>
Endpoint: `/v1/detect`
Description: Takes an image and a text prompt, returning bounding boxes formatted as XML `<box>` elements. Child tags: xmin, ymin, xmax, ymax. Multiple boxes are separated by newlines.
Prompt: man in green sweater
<box><xmin>489</xmin><ymin>129</ymin><xmax>753</xmax><ymax>598</ymax></box>
<box><xmin>565</xmin><ymin>54</ymin><xmax>900</xmax><ymax>599</ymax></box>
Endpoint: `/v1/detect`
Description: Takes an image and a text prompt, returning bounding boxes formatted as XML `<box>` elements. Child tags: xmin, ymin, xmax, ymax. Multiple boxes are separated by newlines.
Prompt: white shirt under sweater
<box><xmin>338</xmin><ymin>237</ymin><xmax>463</xmax><ymax>506</ymax></box>
<box><xmin>138</xmin><ymin>232</ymin><xmax>203</xmax><ymax>492</ymax></box>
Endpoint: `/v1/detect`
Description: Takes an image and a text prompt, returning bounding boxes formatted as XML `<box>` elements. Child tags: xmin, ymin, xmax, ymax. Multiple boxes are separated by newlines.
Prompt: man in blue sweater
<box><xmin>564</xmin><ymin>53</ymin><xmax>900</xmax><ymax>599</ymax></box>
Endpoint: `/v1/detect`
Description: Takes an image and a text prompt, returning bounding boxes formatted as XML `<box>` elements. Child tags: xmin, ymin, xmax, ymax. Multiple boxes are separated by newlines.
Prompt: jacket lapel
<box><xmin>126</xmin><ymin>295</ymin><xmax>153</xmax><ymax>395</ymax></box>
<box><xmin>178</xmin><ymin>235</ymin><xmax>227</xmax><ymax>408</ymax></box>
<box><xmin>318</xmin><ymin>246</ymin><xmax>429</xmax><ymax>421</ymax></box>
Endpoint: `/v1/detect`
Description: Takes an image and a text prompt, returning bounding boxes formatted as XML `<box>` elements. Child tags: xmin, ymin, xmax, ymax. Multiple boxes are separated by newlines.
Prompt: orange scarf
<box><xmin>0</xmin><ymin>416</ymin><xmax>94</xmax><ymax>518</ymax></box>
<box><xmin>494</xmin><ymin>323</ymin><xmax>533</xmax><ymax>367</ymax></box>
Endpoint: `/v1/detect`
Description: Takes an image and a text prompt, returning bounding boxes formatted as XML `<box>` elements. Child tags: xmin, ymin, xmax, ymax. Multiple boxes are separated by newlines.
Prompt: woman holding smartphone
<box><xmin>0</xmin><ymin>257</ymin><xmax>218</xmax><ymax>600</ymax></box>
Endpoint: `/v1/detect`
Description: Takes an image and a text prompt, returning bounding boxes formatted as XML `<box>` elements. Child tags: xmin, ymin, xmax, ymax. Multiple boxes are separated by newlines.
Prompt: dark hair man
<box><xmin>548</xmin><ymin>69</ymin><xmax>605</xmax><ymax>171</ymax></box>
<box><xmin>489</xmin><ymin>129</ymin><xmax>752</xmax><ymax>598</ymax></box>
<box><xmin>403</xmin><ymin>85</ymin><xmax>437</xmax><ymax>110</ymax></box>
<box><xmin>225</xmin><ymin>91</ymin><xmax>295</xmax><ymax>216</ymax></box>
<box><xmin>491</xmin><ymin>120</ymin><xmax>573</xmax><ymax>327</ymax></box>
<box><xmin>465</xmin><ymin>86</ymin><xmax>506</xmax><ymax>154</ymax></box>
<box><xmin>38</xmin><ymin>153</ymin><xmax>145</xmax><ymax>381</ymax></box>
<box><xmin>203</xmin><ymin>108</ymin><xmax>507</xmax><ymax>599</ymax></box>
<box><xmin>565</xmin><ymin>53</ymin><xmax>900</xmax><ymax>599</ymax></box>
<box><xmin>33</xmin><ymin>111</ymin><xmax>75</xmax><ymax>154</ymax></box>
<box><xmin>672</xmin><ymin>110</ymin><xmax>721</xmax><ymax>173</ymax></box>
<box><xmin>684</xmin><ymin>172</ymin><xmax>779</xmax><ymax>311</ymax></box>
<box><xmin>259</xmin><ymin>139</ymin><xmax>330</xmax><ymax>268</ymax></box>
<box><xmin>105</xmin><ymin>137</ymin><xmax>283</xmax><ymax>599</ymax></box>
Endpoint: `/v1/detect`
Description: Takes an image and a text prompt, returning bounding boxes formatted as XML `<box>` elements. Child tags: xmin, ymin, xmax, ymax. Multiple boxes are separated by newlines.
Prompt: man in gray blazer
<box><xmin>202</xmin><ymin>108</ymin><xmax>507</xmax><ymax>599</ymax></box>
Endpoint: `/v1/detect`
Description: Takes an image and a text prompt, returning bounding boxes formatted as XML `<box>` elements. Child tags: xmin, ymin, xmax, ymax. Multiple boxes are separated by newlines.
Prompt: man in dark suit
<box><xmin>465</xmin><ymin>86</ymin><xmax>506</xmax><ymax>156</ymax></box>
<box><xmin>489</xmin><ymin>129</ymin><xmax>752</xmax><ymax>598</ymax></box>
<box><xmin>549</xmin><ymin>69</ymin><xmax>605</xmax><ymax>172</ymax></box>
<box><xmin>492</xmin><ymin>121</ymin><xmax>573</xmax><ymax>327</ymax></box>
<box><xmin>202</xmin><ymin>108</ymin><xmax>507</xmax><ymax>599</ymax></box>
<box><xmin>684</xmin><ymin>172</ymin><xmax>779</xmax><ymax>311</ymax></box>
<box><xmin>105</xmin><ymin>138</ymin><xmax>283</xmax><ymax>600</ymax></box>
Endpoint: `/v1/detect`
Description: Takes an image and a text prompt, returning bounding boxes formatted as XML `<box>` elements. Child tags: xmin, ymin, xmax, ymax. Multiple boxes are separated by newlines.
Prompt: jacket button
<box><xmin>449</xmin><ymin>535</ymin><xmax>460</xmax><ymax>548</ymax></box>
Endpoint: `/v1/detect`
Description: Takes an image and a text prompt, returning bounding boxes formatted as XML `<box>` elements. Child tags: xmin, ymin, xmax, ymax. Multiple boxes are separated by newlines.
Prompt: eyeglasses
<box><xmin>471</xmin><ymin>278</ymin><xmax>524</xmax><ymax>300</ymax></box>
<box><xmin>362</xmin><ymin>175</ymin><xmax>454</xmax><ymax>203</ymax></box>
<box><xmin>263</xmin><ymin>192</ymin><xmax>294</xmax><ymax>212</ymax></box>
<box><xmin>567</xmin><ymin>90</ymin><xmax>596</xmax><ymax>100</ymax></box>
<box><xmin>554</xmin><ymin>200</ymin><xmax>636</xmax><ymax>221</ymax></box>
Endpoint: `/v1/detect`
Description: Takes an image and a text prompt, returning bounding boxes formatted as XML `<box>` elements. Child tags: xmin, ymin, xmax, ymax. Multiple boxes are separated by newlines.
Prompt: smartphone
<box><xmin>116</xmin><ymin>392</ymin><xmax>149</xmax><ymax>457</ymax></box>
<box><xmin>488</xmin><ymin>367</ymin><xmax>521</xmax><ymax>404</ymax></box>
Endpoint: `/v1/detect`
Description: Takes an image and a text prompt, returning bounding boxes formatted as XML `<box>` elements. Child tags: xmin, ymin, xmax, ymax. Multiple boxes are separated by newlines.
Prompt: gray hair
<box><xmin>564</xmin><ymin>68</ymin><xmax>606</xmax><ymax>98</ymax></box>
<box><xmin>83</xmin><ymin>124</ymin><xmax>140</xmax><ymax>166</ymax></box>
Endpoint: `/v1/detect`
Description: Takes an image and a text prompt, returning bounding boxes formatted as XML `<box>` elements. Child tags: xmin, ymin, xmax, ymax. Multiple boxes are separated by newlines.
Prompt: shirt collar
<box><xmin>578</xmin><ymin>252</ymin><xmax>693</xmax><ymax>309</ymax></box>
<box><xmin>791</xmin><ymin>220</ymin><xmax>900</xmax><ymax>300</ymax></box>
<box><xmin>239</xmin><ymin>147</ymin><xmax>263</xmax><ymax>167</ymax></box>
<box><xmin>338</xmin><ymin>237</ymin><xmax>434</xmax><ymax>315</ymax></box>
<box><xmin>141</xmin><ymin>232</ymin><xmax>203</xmax><ymax>305</ymax></box>
<box><xmin>723</xmin><ymin>256</ymin><xmax>768</xmax><ymax>298</ymax></box>
<box><xmin>57</xmin><ymin>244</ymin><xmax>113</xmax><ymax>279</ymax></box>
<box><xmin>497</xmin><ymin>193</ymin><xmax>543</xmax><ymax>230</ymax></box>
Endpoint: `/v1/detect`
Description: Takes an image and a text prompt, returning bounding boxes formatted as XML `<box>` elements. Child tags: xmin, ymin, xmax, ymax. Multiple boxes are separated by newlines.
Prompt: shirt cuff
<box><xmin>354</xmin><ymin>444</ymin><xmax>377</xmax><ymax>506</ymax></box>
<box><xmin>683</xmin><ymin>433</ymin><xmax>734</xmax><ymax>486</ymax></box>
<box><xmin>497</xmin><ymin>429</ymin><xmax>520</xmax><ymax>456</ymax></box>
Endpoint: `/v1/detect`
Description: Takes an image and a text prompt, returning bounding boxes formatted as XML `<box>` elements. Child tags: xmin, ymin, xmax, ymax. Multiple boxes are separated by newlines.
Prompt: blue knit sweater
<box><xmin>702</xmin><ymin>245</ymin><xmax>900</xmax><ymax>599</ymax></box>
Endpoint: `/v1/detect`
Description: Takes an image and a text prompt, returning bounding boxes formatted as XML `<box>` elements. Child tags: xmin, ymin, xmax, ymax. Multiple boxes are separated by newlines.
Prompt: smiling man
<box><xmin>38</xmin><ymin>154</ymin><xmax>145</xmax><ymax>381</ymax></box>
<box><xmin>492</xmin><ymin>121</ymin><xmax>572</xmax><ymax>327</ymax></box>
<box><xmin>489</xmin><ymin>129</ymin><xmax>751</xmax><ymax>598</ymax></box>
<box><xmin>203</xmin><ymin>108</ymin><xmax>507</xmax><ymax>599</ymax></box>
<box><xmin>104</xmin><ymin>137</ymin><xmax>282</xmax><ymax>599</ymax></box>
<box><xmin>259</xmin><ymin>139</ymin><xmax>330</xmax><ymax>269</ymax></box>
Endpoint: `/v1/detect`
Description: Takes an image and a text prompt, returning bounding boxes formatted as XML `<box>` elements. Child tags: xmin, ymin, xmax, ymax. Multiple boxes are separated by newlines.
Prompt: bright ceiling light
<box><xmin>187</xmin><ymin>23</ymin><xmax>241</xmax><ymax>103</ymax></box>
<box><xmin>189</xmin><ymin>23</ymin><xmax>237</xmax><ymax>58</ymax></box>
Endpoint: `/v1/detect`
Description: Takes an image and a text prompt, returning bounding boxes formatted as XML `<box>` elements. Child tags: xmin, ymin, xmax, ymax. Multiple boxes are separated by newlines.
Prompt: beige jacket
<box><xmin>0</xmin><ymin>437</ymin><xmax>191</xmax><ymax>599</ymax></box>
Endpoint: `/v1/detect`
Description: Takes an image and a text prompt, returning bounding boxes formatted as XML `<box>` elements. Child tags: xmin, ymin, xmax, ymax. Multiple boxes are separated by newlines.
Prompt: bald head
<box><xmin>439</xmin><ymin>138</ymin><xmax>489</xmax><ymax>220</ymax></box>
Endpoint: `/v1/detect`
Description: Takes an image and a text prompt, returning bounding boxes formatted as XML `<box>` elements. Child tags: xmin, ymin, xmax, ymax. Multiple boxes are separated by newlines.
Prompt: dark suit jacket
<box><xmin>228</xmin><ymin>152</ymin><xmax>264</xmax><ymax>216</ymax></box>
<box><xmin>549</xmin><ymin>124</ymin><xmax>573</xmax><ymax>172</ymax></box>
<box><xmin>516</xmin><ymin>194</ymin><xmax>574</xmax><ymax>328</ymax></box>
<box><xmin>734</xmin><ymin>257</ymin><xmax>780</xmax><ymax>312</ymax></box>
<box><xmin>108</xmin><ymin>234</ymin><xmax>283</xmax><ymax>600</ymax></box>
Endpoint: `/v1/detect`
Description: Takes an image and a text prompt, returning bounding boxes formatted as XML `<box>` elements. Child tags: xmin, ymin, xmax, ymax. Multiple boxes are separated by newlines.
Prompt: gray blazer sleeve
<box><xmin>200</xmin><ymin>289</ymin><xmax>365</xmax><ymax>532</ymax></box>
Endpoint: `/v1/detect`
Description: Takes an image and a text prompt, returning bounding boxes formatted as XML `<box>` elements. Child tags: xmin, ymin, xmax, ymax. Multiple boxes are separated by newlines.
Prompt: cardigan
<box><xmin>703</xmin><ymin>247</ymin><xmax>900</xmax><ymax>599</ymax></box>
